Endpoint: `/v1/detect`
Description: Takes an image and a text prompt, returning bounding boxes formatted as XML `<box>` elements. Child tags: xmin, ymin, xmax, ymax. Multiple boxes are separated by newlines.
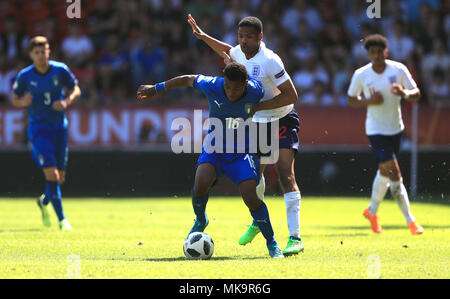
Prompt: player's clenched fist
<box><xmin>137</xmin><ymin>85</ymin><xmax>156</xmax><ymax>100</ymax></box>
<box><xmin>53</xmin><ymin>99</ymin><xmax>68</xmax><ymax>111</ymax></box>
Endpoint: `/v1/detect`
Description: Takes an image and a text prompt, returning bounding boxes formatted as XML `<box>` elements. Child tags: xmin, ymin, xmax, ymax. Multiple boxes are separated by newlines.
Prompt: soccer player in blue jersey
<box><xmin>137</xmin><ymin>62</ymin><xmax>284</xmax><ymax>258</ymax></box>
<box><xmin>12</xmin><ymin>36</ymin><xmax>81</xmax><ymax>231</ymax></box>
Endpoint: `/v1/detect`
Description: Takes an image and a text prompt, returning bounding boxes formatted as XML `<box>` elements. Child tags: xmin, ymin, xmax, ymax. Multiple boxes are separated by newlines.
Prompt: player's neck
<box><xmin>372</xmin><ymin>62</ymin><xmax>387</xmax><ymax>74</ymax></box>
<box><xmin>244</xmin><ymin>44</ymin><xmax>260</xmax><ymax>60</ymax></box>
<box><xmin>34</xmin><ymin>62</ymin><xmax>50</xmax><ymax>75</ymax></box>
<box><xmin>245</xmin><ymin>51</ymin><xmax>258</xmax><ymax>60</ymax></box>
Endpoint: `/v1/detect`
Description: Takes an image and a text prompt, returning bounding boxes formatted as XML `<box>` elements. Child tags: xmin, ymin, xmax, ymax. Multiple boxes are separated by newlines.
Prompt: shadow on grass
<box><xmin>0</xmin><ymin>228</ymin><xmax>42</xmax><ymax>233</ymax></box>
<box><xmin>308</xmin><ymin>224</ymin><xmax>450</xmax><ymax>232</ymax></box>
<box><xmin>108</xmin><ymin>256</ymin><xmax>269</xmax><ymax>262</ymax></box>
<box><xmin>302</xmin><ymin>233</ymin><xmax>369</xmax><ymax>238</ymax></box>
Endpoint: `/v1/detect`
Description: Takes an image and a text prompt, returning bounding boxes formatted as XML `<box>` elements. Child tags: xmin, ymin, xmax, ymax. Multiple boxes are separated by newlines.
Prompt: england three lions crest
<box><xmin>388</xmin><ymin>76</ymin><xmax>397</xmax><ymax>84</ymax></box>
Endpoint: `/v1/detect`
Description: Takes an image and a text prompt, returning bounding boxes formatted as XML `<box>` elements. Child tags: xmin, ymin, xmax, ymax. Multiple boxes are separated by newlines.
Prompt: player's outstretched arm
<box><xmin>53</xmin><ymin>85</ymin><xmax>81</xmax><ymax>111</ymax></box>
<box><xmin>137</xmin><ymin>75</ymin><xmax>197</xmax><ymax>101</ymax></box>
<box><xmin>11</xmin><ymin>93</ymin><xmax>33</xmax><ymax>108</ymax></box>
<box><xmin>187</xmin><ymin>14</ymin><xmax>233</xmax><ymax>61</ymax></box>
<box><xmin>253</xmin><ymin>79</ymin><xmax>298</xmax><ymax>113</ymax></box>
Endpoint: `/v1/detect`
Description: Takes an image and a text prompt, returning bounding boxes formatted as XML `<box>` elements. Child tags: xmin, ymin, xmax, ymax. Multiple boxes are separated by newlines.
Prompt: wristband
<box><xmin>155</xmin><ymin>82</ymin><xmax>166</xmax><ymax>93</ymax></box>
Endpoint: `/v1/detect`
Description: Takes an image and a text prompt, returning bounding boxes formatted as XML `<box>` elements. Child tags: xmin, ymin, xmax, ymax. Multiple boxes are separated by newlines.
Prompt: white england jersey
<box><xmin>347</xmin><ymin>59</ymin><xmax>417</xmax><ymax>136</ymax></box>
<box><xmin>230</xmin><ymin>42</ymin><xmax>292</xmax><ymax>122</ymax></box>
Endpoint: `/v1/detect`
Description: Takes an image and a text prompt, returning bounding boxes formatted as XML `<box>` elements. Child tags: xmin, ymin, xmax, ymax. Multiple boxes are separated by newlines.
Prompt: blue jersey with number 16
<box><xmin>13</xmin><ymin>60</ymin><xmax>78</xmax><ymax>129</ymax></box>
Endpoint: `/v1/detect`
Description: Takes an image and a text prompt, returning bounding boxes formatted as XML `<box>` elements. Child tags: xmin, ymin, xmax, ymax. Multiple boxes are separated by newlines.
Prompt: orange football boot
<box><xmin>409</xmin><ymin>221</ymin><xmax>424</xmax><ymax>235</ymax></box>
<box><xmin>363</xmin><ymin>208</ymin><xmax>382</xmax><ymax>234</ymax></box>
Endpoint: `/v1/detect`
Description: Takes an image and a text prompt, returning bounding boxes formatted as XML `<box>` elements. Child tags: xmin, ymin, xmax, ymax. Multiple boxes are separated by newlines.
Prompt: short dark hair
<box><xmin>238</xmin><ymin>16</ymin><xmax>263</xmax><ymax>34</ymax></box>
<box><xmin>223</xmin><ymin>62</ymin><xmax>248</xmax><ymax>83</ymax></box>
<box><xmin>29</xmin><ymin>36</ymin><xmax>50</xmax><ymax>52</ymax></box>
<box><xmin>364</xmin><ymin>34</ymin><xmax>388</xmax><ymax>50</ymax></box>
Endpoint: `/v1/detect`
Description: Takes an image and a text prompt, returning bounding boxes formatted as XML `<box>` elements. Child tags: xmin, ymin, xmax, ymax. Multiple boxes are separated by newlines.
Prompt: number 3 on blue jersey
<box><xmin>44</xmin><ymin>92</ymin><xmax>51</xmax><ymax>105</ymax></box>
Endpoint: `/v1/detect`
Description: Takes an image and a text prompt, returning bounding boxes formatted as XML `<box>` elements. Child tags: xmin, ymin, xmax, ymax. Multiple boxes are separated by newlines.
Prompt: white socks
<box><xmin>256</xmin><ymin>175</ymin><xmax>301</xmax><ymax>238</ymax></box>
<box><xmin>390</xmin><ymin>179</ymin><xmax>415</xmax><ymax>224</ymax></box>
<box><xmin>284</xmin><ymin>191</ymin><xmax>301</xmax><ymax>238</ymax></box>
<box><xmin>369</xmin><ymin>171</ymin><xmax>390</xmax><ymax>215</ymax></box>
<box><xmin>369</xmin><ymin>172</ymin><xmax>415</xmax><ymax>224</ymax></box>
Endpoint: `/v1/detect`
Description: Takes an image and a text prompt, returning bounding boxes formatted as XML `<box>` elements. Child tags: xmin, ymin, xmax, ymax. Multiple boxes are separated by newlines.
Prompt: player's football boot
<box><xmin>282</xmin><ymin>236</ymin><xmax>304</xmax><ymax>256</ymax></box>
<box><xmin>187</xmin><ymin>215</ymin><xmax>209</xmax><ymax>238</ymax></box>
<box><xmin>363</xmin><ymin>208</ymin><xmax>382</xmax><ymax>234</ymax></box>
<box><xmin>409</xmin><ymin>221</ymin><xmax>424</xmax><ymax>235</ymax></box>
<box><xmin>36</xmin><ymin>194</ymin><xmax>51</xmax><ymax>227</ymax></box>
<box><xmin>238</xmin><ymin>221</ymin><xmax>261</xmax><ymax>245</ymax></box>
<box><xmin>267</xmin><ymin>240</ymin><xmax>284</xmax><ymax>259</ymax></box>
<box><xmin>59</xmin><ymin>219</ymin><xmax>72</xmax><ymax>231</ymax></box>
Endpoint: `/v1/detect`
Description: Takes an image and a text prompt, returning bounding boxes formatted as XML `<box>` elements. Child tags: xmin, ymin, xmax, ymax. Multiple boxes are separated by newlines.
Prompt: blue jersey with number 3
<box><xmin>13</xmin><ymin>60</ymin><xmax>78</xmax><ymax>129</ymax></box>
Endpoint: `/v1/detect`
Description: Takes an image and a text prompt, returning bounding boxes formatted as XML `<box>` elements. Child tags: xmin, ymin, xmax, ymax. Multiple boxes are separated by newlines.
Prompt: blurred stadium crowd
<box><xmin>0</xmin><ymin>0</ymin><xmax>449</xmax><ymax>108</ymax></box>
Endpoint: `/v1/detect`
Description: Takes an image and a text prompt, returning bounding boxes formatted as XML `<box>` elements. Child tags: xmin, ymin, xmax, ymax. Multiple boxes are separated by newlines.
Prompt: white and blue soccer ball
<box><xmin>183</xmin><ymin>232</ymin><xmax>214</xmax><ymax>260</ymax></box>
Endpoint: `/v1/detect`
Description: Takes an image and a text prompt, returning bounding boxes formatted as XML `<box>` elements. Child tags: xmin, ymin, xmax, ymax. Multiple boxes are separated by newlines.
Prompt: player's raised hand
<box><xmin>137</xmin><ymin>85</ymin><xmax>157</xmax><ymax>100</ymax></box>
<box><xmin>187</xmin><ymin>14</ymin><xmax>205</xmax><ymax>39</ymax></box>
<box><xmin>390</xmin><ymin>83</ymin><xmax>405</xmax><ymax>97</ymax></box>
<box><xmin>368</xmin><ymin>88</ymin><xmax>383</xmax><ymax>105</ymax></box>
<box><xmin>53</xmin><ymin>99</ymin><xmax>68</xmax><ymax>111</ymax></box>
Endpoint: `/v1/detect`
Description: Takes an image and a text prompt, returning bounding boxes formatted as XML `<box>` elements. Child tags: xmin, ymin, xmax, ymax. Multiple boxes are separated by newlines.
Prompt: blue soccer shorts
<box><xmin>197</xmin><ymin>151</ymin><xmax>260</xmax><ymax>186</ymax></box>
<box><xmin>28</xmin><ymin>126</ymin><xmax>69</xmax><ymax>170</ymax></box>
<box><xmin>367</xmin><ymin>132</ymin><xmax>403</xmax><ymax>165</ymax></box>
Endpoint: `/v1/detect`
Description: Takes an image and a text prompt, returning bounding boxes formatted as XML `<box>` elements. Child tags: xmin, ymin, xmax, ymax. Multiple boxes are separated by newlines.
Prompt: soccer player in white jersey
<box><xmin>347</xmin><ymin>34</ymin><xmax>424</xmax><ymax>235</ymax></box>
<box><xmin>188</xmin><ymin>15</ymin><xmax>303</xmax><ymax>255</ymax></box>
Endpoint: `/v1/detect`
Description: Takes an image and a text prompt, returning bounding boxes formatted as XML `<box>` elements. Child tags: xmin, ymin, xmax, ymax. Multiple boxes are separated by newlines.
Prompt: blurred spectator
<box><xmin>402</xmin><ymin>0</ymin><xmax>441</xmax><ymax>22</ymax></box>
<box><xmin>387</xmin><ymin>20</ymin><xmax>414</xmax><ymax>63</ymax></box>
<box><xmin>131</xmin><ymin>33</ymin><xmax>166</xmax><ymax>90</ymax></box>
<box><xmin>0</xmin><ymin>55</ymin><xmax>17</xmax><ymax>104</ymax></box>
<box><xmin>428</xmin><ymin>69</ymin><xmax>450</xmax><ymax>106</ymax></box>
<box><xmin>301</xmin><ymin>81</ymin><xmax>334</xmax><ymax>106</ymax></box>
<box><xmin>62</xmin><ymin>23</ymin><xmax>94</xmax><ymax>67</ymax></box>
<box><xmin>98</xmin><ymin>35</ymin><xmax>130</xmax><ymax>100</ymax></box>
<box><xmin>293</xmin><ymin>60</ymin><xmax>329</xmax><ymax>94</ymax></box>
<box><xmin>223</xmin><ymin>0</ymin><xmax>248</xmax><ymax>30</ymax></box>
<box><xmin>282</xmin><ymin>0</ymin><xmax>323</xmax><ymax>37</ymax></box>
<box><xmin>421</xmin><ymin>39</ymin><xmax>450</xmax><ymax>85</ymax></box>
<box><xmin>87</xmin><ymin>0</ymin><xmax>120</xmax><ymax>49</ymax></box>
<box><xmin>291</xmin><ymin>20</ymin><xmax>315</xmax><ymax>64</ymax></box>
<box><xmin>0</xmin><ymin>15</ymin><xmax>28</xmax><ymax>62</ymax></box>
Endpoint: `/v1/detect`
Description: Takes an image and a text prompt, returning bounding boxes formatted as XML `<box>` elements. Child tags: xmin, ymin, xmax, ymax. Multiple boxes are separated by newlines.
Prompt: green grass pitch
<box><xmin>0</xmin><ymin>197</ymin><xmax>448</xmax><ymax>279</ymax></box>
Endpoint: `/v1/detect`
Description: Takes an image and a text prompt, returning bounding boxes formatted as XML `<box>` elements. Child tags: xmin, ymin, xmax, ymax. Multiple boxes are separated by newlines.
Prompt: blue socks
<box><xmin>192</xmin><ymin>188</ymin><xmax>209</xmax><ymax>223</ymax></box>
<box><xmin>44</xmin><ymin>181</ymin><xmax>66</xmax><ymax>221</ymax></box>
<box><xmin>250</xmin><ymin>202</ymin><xmax>275</xmax><ymax>244</ymax></box>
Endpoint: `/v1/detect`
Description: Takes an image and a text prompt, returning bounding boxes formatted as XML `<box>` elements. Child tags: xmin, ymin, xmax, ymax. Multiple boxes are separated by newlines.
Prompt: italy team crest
<box><xmin>52</xmin><ymin>76</ymin><xmax>59</xmax><ymax>86</ymax></box>
<box><xmin>245</xmin><ymin>103</ymin><xmax>254</xmax><ymax>115</ymax></box>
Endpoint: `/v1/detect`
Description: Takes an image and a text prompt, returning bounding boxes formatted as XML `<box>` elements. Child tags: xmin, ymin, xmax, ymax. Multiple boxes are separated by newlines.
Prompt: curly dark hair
<box><xmin>223</xmin><ymin>62</ymin><xmax>249</xmax><ymax>83</ymax></box>
<box><xmin>364</xmin><ymin>34</ymin><xmax>388</xmax><ymax>50</ymax></box>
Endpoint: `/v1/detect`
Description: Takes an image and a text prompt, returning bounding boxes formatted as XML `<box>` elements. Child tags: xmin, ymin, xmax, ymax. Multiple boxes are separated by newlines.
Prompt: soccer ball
<box><xmin>183</xmin><ymin>232</ymin><xmax>214</xmax><ymax>260</ymax></box>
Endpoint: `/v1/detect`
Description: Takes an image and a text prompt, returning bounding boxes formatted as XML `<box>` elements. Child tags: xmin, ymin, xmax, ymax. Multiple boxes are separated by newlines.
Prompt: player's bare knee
<box><xmin>193</xmin><ymin>182</ymin><xmax>211</xmax><ymax>197</ymax></box>
<box><xmin>43</xmin><ymin>168</ymin><xmax>59</xmax><ymax>182</ymax></box>
<box><xmin>243</xmin><ymin>195</ymin><xmax>261</xmax><ymax>212</ymax></box>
